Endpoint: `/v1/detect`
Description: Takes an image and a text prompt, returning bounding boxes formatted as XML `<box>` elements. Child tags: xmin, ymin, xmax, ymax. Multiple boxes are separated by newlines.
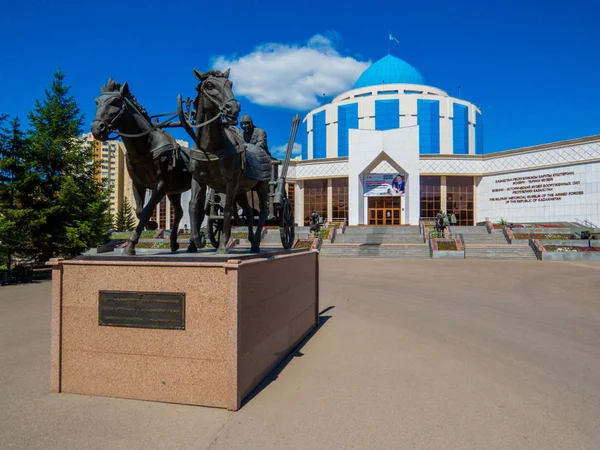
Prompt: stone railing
<box><xmin>503</xmin><ymin>227</ymin><xmax>515</xmax><ymax>243</ymax></box>
<box><xmin>530</xmin><ymin>239</ymin><xmax>545</xmax><ymax>260</ymax></box>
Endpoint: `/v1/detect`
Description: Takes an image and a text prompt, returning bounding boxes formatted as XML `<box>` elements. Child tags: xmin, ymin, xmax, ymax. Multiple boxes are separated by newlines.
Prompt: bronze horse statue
<box><xmin>91</xmin><ymin>79</ymin><xmax>200</xmax><ymax>255</ymax></box>
<box><xmin>181</xmin><ymin>69</ymin><xmax>271</xmax><ymax>254</ymax></box>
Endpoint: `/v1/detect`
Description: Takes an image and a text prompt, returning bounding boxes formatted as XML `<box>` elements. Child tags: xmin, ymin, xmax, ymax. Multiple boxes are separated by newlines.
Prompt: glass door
<box><xmin>367</xmin><ymin>197</ymin><xmax>401</xmax><ymax>225</ymax></box>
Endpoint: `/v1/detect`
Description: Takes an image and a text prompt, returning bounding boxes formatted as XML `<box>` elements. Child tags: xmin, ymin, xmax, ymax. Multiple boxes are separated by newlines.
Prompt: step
<box><xmin>461</xmin><ymin>236</ymin><xmax>508</xmax><ymax>244</ymax></box>
<box><xmin>320</xmin><ymin>244</ymin><xmax>431</xmax><ymax>259</ymax></box>
<box><xmin>335</xmin><ymin>237</ymin><xmax>424</xmax><ymax>244</ymax></box>
<box><xmin>448</xmin><ymin>226</ymin><xmax>490</xmax><ymax>234</ymax></box>
<box><xmin>465</xmin><ymin>245</ymin><xmax>537</xmax><ymax>260</ymax></box>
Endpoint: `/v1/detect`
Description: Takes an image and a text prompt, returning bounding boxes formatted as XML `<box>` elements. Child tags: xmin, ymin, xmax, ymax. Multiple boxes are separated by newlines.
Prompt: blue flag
<box><xmin>389</xmin><ymin>33</ymin><xmax>399</xmax><ymax>44</ymax></box>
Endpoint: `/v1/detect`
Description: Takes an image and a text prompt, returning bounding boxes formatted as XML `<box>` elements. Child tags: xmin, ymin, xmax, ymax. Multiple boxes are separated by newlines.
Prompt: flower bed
<box><xmin>134</xmin><ymin>241</ymin><xmax>172</xmax><ymax>249</ymax></box>
<box><xmin>430</xmin><ymin>238</ymin><xmax>464</xmax><ymax>259</ymax></box>
<box><xmin>544</xmin><ymin>245</ymin><xmax>600</xmax><ymax>252</ymax></box>
<box><xmin>293</xmin><ymin>238</ymin><xmax>321</xmax><ymax>250</ymax></box>
<box><xmin>436</xmin><ymin>240</ymin><xmax>458</xmax><ymax>251</ymax></box>
<box><xmin>492</xmin><ymin>222</ymin><xmax>569</xmax><ymax>229</ymax></box>
<box><xmin>111</xmin><ymin>230</ymin><xmax>155</xmax><ymax>239</ymax></box>
<box><xmin>533</xmin><ymin>240</ymin><xmax>600</xmax><ymax>261</ymax></box>
<box><xmin>513</xmin><ymin>233</ymin><xmax>572</xmax><ymax>240</ymax></box>
<box><xmin>294</xmin><ymin>240</ymin><xmax>313</xmax><ymax>249</ymax></box>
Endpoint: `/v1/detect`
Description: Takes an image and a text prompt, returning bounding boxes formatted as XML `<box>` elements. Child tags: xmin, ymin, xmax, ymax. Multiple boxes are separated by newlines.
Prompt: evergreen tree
<box><xmin>16</xmin><ymin>69</ymin><xmax>112</xmax><ymax>260</ymax></box>
<box><xmin>115</xmin><ymin>197</ymin><xmax>136</xmax><ymax>232</ymax></box>
<box><xmin>0</xmin><ymin>115</ymin><xmax>31</xmax><ymax>272</ymax></box>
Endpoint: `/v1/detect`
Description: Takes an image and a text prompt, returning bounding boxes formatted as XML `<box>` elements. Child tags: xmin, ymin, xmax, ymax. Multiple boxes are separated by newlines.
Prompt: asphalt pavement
<box><xmin>1</xmin><ymin>259</ymin><xmax>599</xmax><ymax>449</ymax></box>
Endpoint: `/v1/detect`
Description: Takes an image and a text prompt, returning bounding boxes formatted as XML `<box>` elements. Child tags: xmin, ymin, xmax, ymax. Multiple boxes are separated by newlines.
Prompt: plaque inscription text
<box><xmin>98</xmin><ymin>291</ymin><xmax>185</xmax><ymax>330</ymax></box>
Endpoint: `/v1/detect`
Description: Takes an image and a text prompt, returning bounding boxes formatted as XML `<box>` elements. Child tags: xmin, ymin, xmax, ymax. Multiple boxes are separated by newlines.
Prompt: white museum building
<box><xmin>285</xmin><ymin>54</ymin><xmax>600</xmax><ymax>227</ymax></box>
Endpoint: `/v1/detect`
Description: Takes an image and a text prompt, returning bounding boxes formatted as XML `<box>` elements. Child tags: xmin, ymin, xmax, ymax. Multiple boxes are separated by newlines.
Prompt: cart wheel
<box><xmin>279</xmin><ymin>198</ymin><xmax>295</xmax><ymax>249</ymax></box>
<box><xmin>207</xmin><ymin>204</ymin><xmax>224</xmax><ymax>248</ymax></box>
<box><xmin>208</xmin><ymin>218</ymin><xmax>223</xmax><ymax>248</ymax></box>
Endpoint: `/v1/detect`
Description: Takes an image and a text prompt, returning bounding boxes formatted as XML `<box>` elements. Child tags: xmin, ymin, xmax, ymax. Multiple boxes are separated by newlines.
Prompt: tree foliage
<box><xmin>0</xmin><ymin>69</ymin><xmax>112</xmax><ymax>264</ymax></box>
<box><xmin>115</xmin><ymin>197</ymin><xmax>136</xmax><ymax>232</ymax></box>
<box><xmin>0</xmin><ymin>116</ymin><xmax>31</xmax><ymax>268</ymax></box>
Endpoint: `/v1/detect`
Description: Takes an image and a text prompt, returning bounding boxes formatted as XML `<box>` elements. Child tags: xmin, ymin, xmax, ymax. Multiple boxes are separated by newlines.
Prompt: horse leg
<box><xmin>132</xmin><ymin>182</ymin><xmax>146</xmax><ymax>219</ymax></box>
<box><xmin>124</xmin><ymin>182</ymin><xmax>168</xmax><ymax>256</ymax></box>
<box><xmin>188</xmin><ymin>172</ymin><xmax>207</xmax><ymax>249</ymax></box>
<box><xmin>252</xmin><ymin>181</ymin><xmax>269</xmax><ymax>253</ymax></box>
<box><xmin>236</xmin><ymin>193</ymin><xmax>254</xmax><ymax>248</ymax></box>
<box><xmin>167</xmin><ymin>192</ymin><xmax>182</xmax><ymax>252</ymax></box>
<box><xmin>216</xmin><ymin>177</ymin><xmax>239</xmax><ymax>254</ymax></box>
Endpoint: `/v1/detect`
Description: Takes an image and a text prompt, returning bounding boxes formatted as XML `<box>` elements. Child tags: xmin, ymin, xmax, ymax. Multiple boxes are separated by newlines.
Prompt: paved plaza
<box><xmin>1</xmin><ymin>259</ymin><xmax>600</xmax><ymax>449</ymax></box>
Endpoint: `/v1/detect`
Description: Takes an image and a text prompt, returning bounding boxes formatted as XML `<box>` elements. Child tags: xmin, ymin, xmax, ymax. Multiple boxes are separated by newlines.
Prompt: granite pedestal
<box><xmin>49</xmin><ymin>248</ymin><xmax>319</xmax><ymax>411</ymax></box>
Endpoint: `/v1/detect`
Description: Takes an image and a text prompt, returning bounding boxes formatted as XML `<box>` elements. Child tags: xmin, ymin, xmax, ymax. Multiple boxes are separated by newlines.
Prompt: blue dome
<box><xmin>353</xmin><ymin>55</ymin><xmax>425</xmax><ymax>89</ymax></box>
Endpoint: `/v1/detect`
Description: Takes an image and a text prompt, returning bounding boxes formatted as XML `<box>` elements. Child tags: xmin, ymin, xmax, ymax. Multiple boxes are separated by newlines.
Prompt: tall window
<box><xmin>169</xmin><ymin>204</ymin><xmax>175</xmax><ymax>230</ymax></box>
<box><xmin>446</xmin><ymin>176</ymin><xmax>474</xmax><ymax>226</ymax></box>
<box><xmin>159</xmin><ymin>198</ymin><xmax>167</xmax><ymax>229</ymax></box>
<box><xmin>375</xmin><ymin>99</ymin><xmax>400</xmax><ymax>130</ymax></box>
<box><xmin>312</xmin><ymin>111</ymin><xmax>326</xmax><ymax>159</ymax></box>
<box><xmin>418</xmin><ymin>99</ymin><xmax>440</xmax><ymax>154</ymax></box>
<box><xmin>452</xmin><ymin>103</ymin><xmax>468</xmax><ymax>154</ymax></box>
<box><xmin>420</xmin><ymin>176</ymin><xmax>441</xmax><ymax>219</ymax></box>
<box><xmin>338</xmin><ymin>104</ymin><xmax>358</xmax><ymax>157</ymax></box>
<box><xmin>331</xmin><ymin>178</ymin><xmax>348</xmax><ymax>221</ymax></box>
<box><xmin>303</xmin><ymin>179</ymin><xmax>327</xmax><ymax>224</ymax></box>
<box><xmin>287</xmin><ymin>183</ymin><xmax>295</xmax><ymax>219</ymax></box>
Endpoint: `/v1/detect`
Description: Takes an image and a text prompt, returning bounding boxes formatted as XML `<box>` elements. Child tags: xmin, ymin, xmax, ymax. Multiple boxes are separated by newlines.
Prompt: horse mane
<box><xmin>196</xmin><ymin>69</ymin><xmax>228</xmax><ymax>82</ymax></box>
<box><xmin>103</xmin><ymin>78</ymin><xmax>152</xmax><ymax>124</ymax></box>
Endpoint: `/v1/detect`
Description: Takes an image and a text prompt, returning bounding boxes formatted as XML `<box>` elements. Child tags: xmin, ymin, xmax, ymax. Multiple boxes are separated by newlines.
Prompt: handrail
<box><xmin>575</xmin><ymin>218</ymin><xmax>598</xmax><ymax>228</ymax></box>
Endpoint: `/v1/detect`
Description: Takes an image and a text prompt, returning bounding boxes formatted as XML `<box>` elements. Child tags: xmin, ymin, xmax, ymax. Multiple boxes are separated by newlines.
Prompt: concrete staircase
<box><xmin>320</xmin><ymin>244</ymin><xmax>430</xmax><ymax>258</ymax></box>
<box><xmin>450</xmin><ymin>226</ymin><xmax>508</xmax><ymax>245</ymax></box>
<box><xmin>465</xmin><ymin>244</ymin><xmax>537</xmax><ymax>260</ymax></box>
<box><xmin>450</xmin><ymin>225</ymin><xmax>537</xmax><ymax>260</ymax></box>
<box><xmin>334</xmin><ymin>226</ymin><xmax>423</xmax><ymax>244</ymax></box>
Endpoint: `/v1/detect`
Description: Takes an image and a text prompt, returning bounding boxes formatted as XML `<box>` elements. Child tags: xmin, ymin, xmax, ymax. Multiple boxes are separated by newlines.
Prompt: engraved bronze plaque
<box><xmin>98</xmin><ymin>290</ymin><xmax>185</xmax><ymax>330</ymax></box>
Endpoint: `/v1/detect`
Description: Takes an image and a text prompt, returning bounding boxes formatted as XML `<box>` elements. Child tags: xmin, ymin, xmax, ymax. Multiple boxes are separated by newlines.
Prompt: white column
<box><xmin>327</xmin><ymin>179</ymin><xmax>333</xmax><ymax>222</ymax></box>
<box><xmin>326</xmin><ymin>106</ymin><xmax>338</xmax><ymax>158</ymax></box>
<box><xmin>295</xmin><ymin>182</ymin><xmax>304</xmax><ymax>226</ymax></box>
<box><xmin>441</xmin><ymin>176</ymin><xmax>447</xmax><ymax>212</ymax></box>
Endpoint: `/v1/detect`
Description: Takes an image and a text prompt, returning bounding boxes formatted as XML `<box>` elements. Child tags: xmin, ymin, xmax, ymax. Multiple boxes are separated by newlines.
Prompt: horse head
<box><xmin>192</xmin><ymin>68</ymin><xmax>240</xmax><ymax>127</ymax></box>
<box><xmin>91</xmin><ymin>78</ymin><xmax>151</xmax><ymax>141</ymax></box>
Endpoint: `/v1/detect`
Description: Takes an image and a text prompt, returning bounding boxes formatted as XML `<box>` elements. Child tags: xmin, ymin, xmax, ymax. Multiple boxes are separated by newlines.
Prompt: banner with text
<box><xmin>364</xmin><ymin>173</ymin><xmax>406</xmax><ymax>197</ymax></box>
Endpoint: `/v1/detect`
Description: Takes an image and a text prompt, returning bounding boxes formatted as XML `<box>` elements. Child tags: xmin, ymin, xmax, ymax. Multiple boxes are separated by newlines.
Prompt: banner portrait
<box><xmin>364</xmin><ymin>173</ymin><xmax>406</xmax><ymax>197</ymax></box>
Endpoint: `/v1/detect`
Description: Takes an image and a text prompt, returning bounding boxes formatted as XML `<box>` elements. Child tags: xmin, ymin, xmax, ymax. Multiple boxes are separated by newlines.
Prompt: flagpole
<box><xmin>388</xmin><ymin>31</ymin><xmax>390</xmax><ymax>55</ymax></box>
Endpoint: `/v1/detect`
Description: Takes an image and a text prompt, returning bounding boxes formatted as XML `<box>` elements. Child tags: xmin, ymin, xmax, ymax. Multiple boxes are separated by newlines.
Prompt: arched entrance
<box><xmin>361</xmin><ymin>156</ymin><xmax>407</xmax><ymax>226</ymax></box>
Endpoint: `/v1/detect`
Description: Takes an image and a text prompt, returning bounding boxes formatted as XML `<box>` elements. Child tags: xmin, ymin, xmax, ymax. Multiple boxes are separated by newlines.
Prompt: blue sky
<box><xmin>0</xmin><ymin>0</ymin><xmax>598</xmax><ymax>157</ymax></box>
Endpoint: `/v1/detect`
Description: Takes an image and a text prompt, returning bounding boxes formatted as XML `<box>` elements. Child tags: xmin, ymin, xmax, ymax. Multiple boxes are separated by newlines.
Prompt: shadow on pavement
<box><xmin>240</xmin><ymin>306</ymin><xmax>335</xmax><ymax>408</ymax></box>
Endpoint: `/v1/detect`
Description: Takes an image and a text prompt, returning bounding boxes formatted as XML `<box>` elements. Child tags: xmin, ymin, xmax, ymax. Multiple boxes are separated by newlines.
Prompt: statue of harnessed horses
<box><xmin>179</xmin><ymin>69</ymin><xmax>271</xmax><ymax>254</ymax></box>
<box><xmin>91</xmin><ymin>79</ymin><xmax>202</xmax><ymax>255</ymax></box>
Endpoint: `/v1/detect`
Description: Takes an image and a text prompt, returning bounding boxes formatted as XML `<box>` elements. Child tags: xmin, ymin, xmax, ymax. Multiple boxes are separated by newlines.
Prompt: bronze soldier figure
<box><xmin>240</xmin><ymin>115</ymin><xmax>275</xmax><ymax>160</ymax></box>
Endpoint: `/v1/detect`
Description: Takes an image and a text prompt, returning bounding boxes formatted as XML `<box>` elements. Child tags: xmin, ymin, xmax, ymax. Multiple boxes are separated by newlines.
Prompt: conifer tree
<box><xmin>0</xmin><ymin>115</ymin><xmax>31</xmax><ymax>272</ymax></box>
<box><xmin>115</xmin><ymin>197</ymin><xmax>136</xmax><ymax>232</ymax></box>
<box><xmin>17</xmin><ymin>69</ymin><xmax>112</xmax><ymax>260</ymax></box>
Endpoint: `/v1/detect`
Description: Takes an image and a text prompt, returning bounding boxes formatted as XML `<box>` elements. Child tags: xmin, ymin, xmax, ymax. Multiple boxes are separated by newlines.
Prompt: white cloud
<box><xmin>211</xmin><ymin>34</ymin><xmax>370</xmax><ymax>110</ymax></box>
<box><xmin>272</xmin><ymin>142</ymin><xmax>302</xmax><ymax>158</ymax></box>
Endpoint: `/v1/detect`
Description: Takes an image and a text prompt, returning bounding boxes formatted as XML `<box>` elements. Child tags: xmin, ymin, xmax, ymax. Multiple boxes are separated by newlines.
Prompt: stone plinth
<box><xmin>49</xmin><ymin>249</ymin><xmax>319</xmax><ymax>411</ymax></box>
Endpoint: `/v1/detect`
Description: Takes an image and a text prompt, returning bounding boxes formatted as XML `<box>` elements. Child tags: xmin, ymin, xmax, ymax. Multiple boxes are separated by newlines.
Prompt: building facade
<box><xmin>82</xmin><ymin>132</ymin><xmax>129</xmax><ymax>219</ymax></box>
<box><xmin>287</xmin><ymin>55</ymin><xmax>600</xmax><ymax>227</ymax></box>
